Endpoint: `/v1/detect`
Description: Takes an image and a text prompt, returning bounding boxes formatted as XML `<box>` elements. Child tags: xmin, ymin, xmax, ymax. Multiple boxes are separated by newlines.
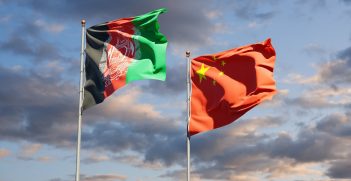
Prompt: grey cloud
<box><xmin>319</xmin><ymin>60</ymin><xmax>351</xmax><ymax>84</ymax></box>
<box><xmin>160</xmin><ymin>114</ymin><xmax>351</xmax><ymax>180</ymax></box>
<box><xmin>1</xmin><ymin>36</ymin><xmax>63</xmax><ymax>62</ymax></box>
<box><xmin>266</xmin><ymin>131</ymin><xmax>342</xmax><ymax>162</ymax></box>
<box><xmin>302</xmin><ymin>44</ymin><xmax>327</xmax><ymax>56</ymax></box>
<box><xmin>255</xmin><ymin>11</ymin><xmax>275</xmax><ymax>20</ymax></box>
<box><xmin>144</xmin><ymin>135</ymin><xmax>185</xmax><ymax>166</ymax></box>
<box><xmin>327</xmin><ymin>160</ymin><xmax>351</xmax><ymax>179</ymax></box>
<box><xmin>142</xmin><ymin>64</ymin><xmax>186</xmax><ymax>95</ymax></box>
<box><xmin>2</xmin><ymin>62</ymin><xmax>351</xmax><ymax>181</ymax></box>
<box><xmin>0</xmin><ymin>63</ymin><xmax>186</xmax><ymax>172</ymax></box>
<box><xmin>222</xmin><ymin>0</ymin><xmax>278</xmax><ymax>21</ymax></box>
<box><xmin>0</xmin><ymin>21</ymin><xmax>64</xmax><ymax>62</ymax></box>
<box><xmin>0</xmin><ymin>65</ymin><xmax>78</xmax><ymax>146</ymax></box>
<box><xmin>312</xmin><ymin>46</ymin><xmax>351</xmax><ymax>84</ymax></box>
<box><xmin>81</xmin><ymin>119</ymin><xmax>184</xmax><ymax>166</ymax></box>
<box><xmin>83</xmin><ymin>123</ymin><xmax>151</xmax><ymax>153</ymax></box>
<box><xmin>0</xmin><ymin>63</ymin><xmax>184</xmax><ymax>149</ymax></box>
<box><xmin>49</xmin><ymin>178</ymin><xmax>64</xmax><ymax>181</ymax></box>
<box><xmin>0</xmin><ymin>36</ymin><xmax>33</xmax><ymax>56</ymax></box>
<box><xmin>10</xmin><ymin>0</ymin><xmax>217</xmax><ymax>46</ymax></box>
<box><xmin>295</xmin><ymin>0</ymin><xmax>327</xmax><ymax>8</ymax></box>
<box><xmin>341</xmin><ymin>0</ymin><xmax>351</xmax><ymax>4</ymax></box>
<box><xmin>81</xmin><ymin>174</ymin><xmax>127</xmax><ymax>181</ymax></box>
<box><xmin>284</xmin><ymin>96</ymin><xmax>331</xmax><ymax>109</ymax></box>
<box><xmin>316</xmin><ymin>113</ymin><xmax>351</xmax><ymax>137</ymax></box>
<box><xmin>6</xmin><ymin>0</ymin><xmax>281</xmax><ymax>49</ymax></box>
<box><xmin>338</xmin><ymin>46</ymin><xmax>351</xmax><ymax>64</ymax></box>
<box><xmin>190</xmin><ymin>114</ymin><xmax>351</xmax><ymax>180</ymax></box>
<box><xmin>84</xmin><ymin>102</ymin><xmax>182</xmax><ymax>138</ymax></box>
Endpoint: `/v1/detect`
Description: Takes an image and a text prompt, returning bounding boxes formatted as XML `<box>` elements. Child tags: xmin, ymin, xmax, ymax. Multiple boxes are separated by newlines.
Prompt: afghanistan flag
<box><xmin>83</xmin><ymin>9</ymin><xmax>168</xmax><ymax>110</ymax></box>
<box><xmin>189</xmin><ymin>39</ymin><xmax>277</xmax><ymax>136</ymax></box>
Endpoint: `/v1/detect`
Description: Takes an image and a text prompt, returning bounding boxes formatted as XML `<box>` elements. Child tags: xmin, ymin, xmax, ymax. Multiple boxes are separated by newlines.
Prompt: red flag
<box><xmin>189</xmin><ymin>39</ymin><xmax>277</xmax><ymax>136</ymax></box>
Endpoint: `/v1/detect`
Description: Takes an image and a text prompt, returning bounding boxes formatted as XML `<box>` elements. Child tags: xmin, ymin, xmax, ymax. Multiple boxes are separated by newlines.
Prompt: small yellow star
<box><xmin>212</xmin><ymin>72</ymin><xmax>224</xmax><ymax>86</ymax></box>
<box><xmin>213</xmin><ymin>55</ymin><xmax>217</xmax><ymax>61</ymax></box>
<box><xmin>196</xmin><ymin>63</ymin><xmax>210</xmax><ymax>82</ymax></box>
<box><xmin>221</xmin><ymin>61</ymin><xmax>226</xmax><ymax>66</ymax></box>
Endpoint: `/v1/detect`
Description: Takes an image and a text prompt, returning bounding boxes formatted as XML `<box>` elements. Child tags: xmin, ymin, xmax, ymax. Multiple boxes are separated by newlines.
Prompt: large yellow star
<box><xmin>196</xmin><ymin>63</ymin><xmax>210</xmax><ymax>82</ymax></box>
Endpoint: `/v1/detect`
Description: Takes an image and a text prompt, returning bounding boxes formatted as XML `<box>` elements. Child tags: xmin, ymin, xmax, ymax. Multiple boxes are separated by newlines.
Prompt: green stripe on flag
<box><xmin>126</xmin><ymin>8</ymin><xmax>168</xmax><ymax>83</ymax></box>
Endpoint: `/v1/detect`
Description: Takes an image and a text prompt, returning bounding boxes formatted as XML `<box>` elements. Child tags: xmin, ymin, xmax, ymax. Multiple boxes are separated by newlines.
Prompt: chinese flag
<box><xmin>189</xmin><ymin>39</ymin><xmax>277</xmax><ymax>136</ymax></box>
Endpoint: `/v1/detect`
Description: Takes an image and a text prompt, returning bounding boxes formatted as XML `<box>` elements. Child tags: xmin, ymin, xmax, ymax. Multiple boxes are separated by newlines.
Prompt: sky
<box><xmin>1</xmin><ymin>0</ymin><xmax>351</xmax><ymax>181</ymax></box>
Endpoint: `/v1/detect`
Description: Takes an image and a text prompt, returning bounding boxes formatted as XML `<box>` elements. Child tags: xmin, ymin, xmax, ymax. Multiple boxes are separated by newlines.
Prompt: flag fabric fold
<box><xmin>83</xmin><ymin>8</ymin><xmax>168</xmax><ymax>110</ymax></box>
<box><xmin>189</xmin><ymin>39</ymin><xmax>277</xmax><ymax>136</ymax></box>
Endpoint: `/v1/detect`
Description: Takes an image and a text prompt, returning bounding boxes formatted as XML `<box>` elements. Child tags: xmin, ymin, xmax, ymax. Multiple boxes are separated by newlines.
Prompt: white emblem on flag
<box><xmin>99</xmin><ymin>35</ymin><xmax>135</xmax><ymax>88</ymax></box>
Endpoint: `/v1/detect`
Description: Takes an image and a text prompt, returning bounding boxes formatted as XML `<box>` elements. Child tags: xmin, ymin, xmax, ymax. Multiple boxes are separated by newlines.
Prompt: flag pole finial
<box><xmin>186</xmin><ymin>51</ymin><xmax>190</xmax><ymax>58</ymax></box>
<box><xmin>81</xmin><ymin>19</ymin><xmax>86</xmax><ymax>26</ymax></box>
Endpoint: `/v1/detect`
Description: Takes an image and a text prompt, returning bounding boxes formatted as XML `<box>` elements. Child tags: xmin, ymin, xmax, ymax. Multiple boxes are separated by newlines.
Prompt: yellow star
<box><xmin>213</xmin><ymin>71</ymin><xmax>224</xmax><ymax>86</ymax></box>
<box><xmin>196</xmin><ymin>63</ymin><xmax>210</xmax><ymax>82</ymax></box>
<box><xmin>213</xmin><ymin>55</ymin><xmax>217</xmax><ymax>61</ymax></box>
<box><xmin>221</xmin><ymin>61</ymin><xmax>226</xmax><ymax>66</ymax></box>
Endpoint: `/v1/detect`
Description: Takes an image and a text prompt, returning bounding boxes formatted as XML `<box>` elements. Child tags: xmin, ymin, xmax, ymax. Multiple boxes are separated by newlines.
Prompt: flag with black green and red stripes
<box><xmin>83</xmin><ymin>8</ymin><xmax>168</xmax><ymax>110</ymax></box>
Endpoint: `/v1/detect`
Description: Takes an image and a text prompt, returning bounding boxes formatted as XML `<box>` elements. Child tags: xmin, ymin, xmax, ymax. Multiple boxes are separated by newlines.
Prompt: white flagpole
<box><xmin>75</xmin><ymin>19</ymin><xmax>86</xmax><ymax>181</ymax></box>
<box><xmin>186</xmin><ymin>51</ymin><xmax>191</xmax><ymax>181</ymax></box>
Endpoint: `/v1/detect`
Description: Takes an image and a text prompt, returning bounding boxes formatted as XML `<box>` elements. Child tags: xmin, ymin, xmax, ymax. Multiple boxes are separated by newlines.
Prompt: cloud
<box><xmin>282</xmin><ymin>84</ymin><xmax>351</xmax><ymax>111</ymax></box>
<box><xmin>204</xmin><ymin>10</ymin><xmax>223</xmax><ymax>20</ymax></box>
<box><xmin>10</xmin><ymin>0</ymin><xmax>221</xmax><ymax>47</ymax></box>
<box><xmin>160</xmin><ymin>112</ymin><xmax>351</xmax><ymax>180</ymax></box>
<box><xmin>1</xmin><ymin>63</ymin><xmax>351</xmax><ymax>180</ymax></box>
<box><xmin>302</xmin><ymin>43</ymin><xmax>327</xmax><ymax>56</ymax></box>
<box><xmin>0</xmin><ymin>15</ymin><xmax>11</xmax><ymax>23</ymax></box>
<box><xmin>81</xmin><ymin>174</ymin><xmax>127</xmax><ymax>181</ymax></box>
<box><xmin>327</xmin><ymin>160</ymin><xmax>351</xmax><ymax>179</ymax></box>
<box><xmin>285</xmin><ymin>95</ymin><xmax>332</xmax><ymax>109</ymax></box>
<box><xmin>160</xmin><ymin>171</ymin><xmax>203</xmax><ymax>181</ymax></box>
<box><xmin>224</xmin><ymin>0</ymin><xmax>278</xmax><ymax>21</ymax></box>
<box><xmin>317</xmin><ymin>60</ymin><xmax>351</xmax><ymax>84</ymax></box>
<box><xmin>295</xmin><ymin>0</ymin><xmax>327</xmax><ymax>9</ymax></box>
<box><xmin>0</xmin><ymin>16</ymin><xmax>76</xmax><ymax>79</ymax></box>
<box><xmin>289</xmin><ymin>46</ymin><xmax>351</xmax><ymax>85</ymax></box>
<box><xmin>49</xmin><ymin>178</ymin><xmax>63</xmax><ymax>181</ymax></box>
<box><xmin>260</xmin><ymin>89</ymin><xmax>289</xmax><ymax>108</ymax></box>
<box><xmin>84</xmin><ymin>89</ymin><xmax>182</xmax><ymax>136</ymax></box>
<box><xmin>83</xmin><ymin>153</ymin><xmax>110</xmax><ymax>164</ymax></box>
<box><xmin>156</xmin><ymin>117</ymin><xmax>284</xmax><ymax>180</ymax></box>
<box><xmin>37</xmin><ymin>156</ymin><xmax>54</xmax><ymax>162</ymax></box>
<box><xmin>338</xmin><ymin>46</ymin><xmax>351</xmax><ymax>64</ymax></box>
<box><xmin>0</xmin><ymin>64</ymin><xmax>185</xmax><ymax>164</ymax></box>
<box><xmin>0</xmin><ymin>65</ymin><xmax>78</xmax><ymax>147</ymax></box>
<box><xmin>0</xmin><ymin>148</ymin><xmax>11</xmax><ymax>158</ymax></box>
<box><xmin>0</xmin><ymin>21</ymin><xmax>65</xmax><ymax>62</ymax></box>
<box><xmin>341</xmin><ymin>0</ymin><xmax>351</xmax><ymax>4</ymax></box>
<box><xmin>18</xmin><ymin>143</ymin><xmax>42</xmax><ymax>160</ymax></box>
<box><xmin>316</xmin><ymin>113</ymin><xmax>351</xmax><ymax>138</ymax></box>
<box><xmin>34</xmin><ymin>19</ymin><xmax>65</xmax><ymax>33</ymax></box>
<box><xmin>81</xmin><ymin>120</ymin><xmax>183</xmax><ymax>167</ymax></box>
<box><xmin>0</xmin><ymin>62</ymin><xmax>185</xmax><ymax>170</ymax></box>
<box><xmin>141</xmin><ymin>64</ymin><xmax>186</xmax><ymax>95</ymax></box>
<box><xmin>266</xmin><ymin>131</ymin><xmax>343</xmax><ymax>163</ymax></box>
<box><xmin>283</xmin><ymin>73</ymin><xmax>319</xmax><ymax>84</ymax></box>
<box><xmin>119</xmin><ymin>155</ymin><xmax>164</xmax><ymax>170</ymax></box>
